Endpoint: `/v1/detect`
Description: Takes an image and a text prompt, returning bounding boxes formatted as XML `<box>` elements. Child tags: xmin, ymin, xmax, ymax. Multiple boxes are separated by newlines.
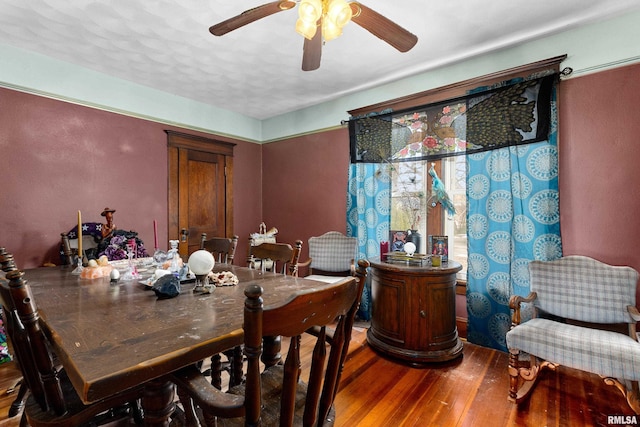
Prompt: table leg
<box><xmin>142</xmin><ymin>378</ymin><xmax>176</xmax><ymax>427</ymax></box>
<box><xmin>261</xmin><ymin>335</ymin><xmax>281</xmax><ymax>368</ymax></box>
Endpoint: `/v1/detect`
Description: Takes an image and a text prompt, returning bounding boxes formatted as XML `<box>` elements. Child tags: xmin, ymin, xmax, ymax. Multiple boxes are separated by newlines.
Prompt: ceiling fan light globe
<box><xmin>322</xmin><ymin>18</ymin><xmax>342</xmax><ymax>41</ymax></box>
<box><xmin>296</xmin><ymin>18</ymin><xmax>317</xmax><ymax>40</ymax></box>
<box><xmin>298</xmin><ymin>0</ymin><xmax>322</xmax><ymax>23</ymax></box>
<box><xmin>327</xmin><ymin>0</ymin><xmax>352</xmax><ymax>28</ymax></box>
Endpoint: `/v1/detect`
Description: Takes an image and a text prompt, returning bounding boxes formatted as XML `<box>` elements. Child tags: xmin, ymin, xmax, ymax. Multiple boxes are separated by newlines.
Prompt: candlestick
<box><xmin>77</xmin><ymin>210</ymin><xmax>83</xmax><ymax>261</ymax></box>
<box><xmin>153</xmin><ymin>219</ymin><xmax>158</xmax><ymax>250</ymax></box>
<box><xmin>380</xmin><ymin>241</ymin><xmax>389</xmax><ymax>261</ymax></box>
<box><xmin>72</xmin><ymin>210</ymin><xmax>84</xmax><ymax>275</ymax></box>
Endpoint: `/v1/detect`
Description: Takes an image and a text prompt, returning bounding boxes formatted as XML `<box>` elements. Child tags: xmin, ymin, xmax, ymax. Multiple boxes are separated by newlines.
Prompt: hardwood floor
<box><xmin>0</xmin><ymin>362</ymin><xmax>22</xmax><ymax>427</ymax></box>
<box><xmin>0</xmin><ymin>324</ymin><xmax>635</xmax><ymax>426</ymax></box>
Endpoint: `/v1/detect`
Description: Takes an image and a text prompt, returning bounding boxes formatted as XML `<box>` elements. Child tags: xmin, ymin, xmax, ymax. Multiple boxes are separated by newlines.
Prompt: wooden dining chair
<box><xmin>198</xmin><ymin>234</ymin><xmax>240</xmax><ymax>390</ymax></box>
<box><xmin>200</xmin><ymin>233</ymin><xmax>239</xmax><ymax>265</ymax></box>
<box><xmin>305</xmin><ymin>259</ymin><xmax>370</xmax><ymax>392</ymax></box>
<box><xmin>211</xmin><ymin>238</ymin><xmax>302</xmax><ymax>388</ymax></box>
<box><xmin>0</xmin><ymin>247</ymin><xmax>28</xmax><ymax>418</ymax></box>
<box><xmin>242</xmin><ymin>241</ymin><xmax>302</xmax><ymax>374</ymax></box>
<box><xmin>171</xmin><ymin>274</ymin><xmax>359</xmax><ymax>427</ymax></box>
<box><xmin>0</xmin><ymin>255</ymin><xmax>144</xmax><ymax>427</ymax></box>
<box><xmin>176</xmin><ymin>238</ymin><xmax>303</xmax><ymax>426</ymax></box>
<box><xmin>246</xmin><ymin>239</ymin><xmax>303</xmax><ymax>276</ymax></box>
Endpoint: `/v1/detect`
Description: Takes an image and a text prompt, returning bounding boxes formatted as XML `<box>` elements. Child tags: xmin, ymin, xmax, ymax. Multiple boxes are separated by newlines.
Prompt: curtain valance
<box><xmin>349</xmin><ymin>73</ymin><xmax>556</xmax><ymax>163</ymax></box>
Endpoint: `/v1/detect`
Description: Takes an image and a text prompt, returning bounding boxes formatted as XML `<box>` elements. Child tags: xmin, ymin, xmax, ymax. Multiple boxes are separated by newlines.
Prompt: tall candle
<box><xmin>153</xmin><ymin>220</ymin><xmax>158</xmax><ymax>250</ymax></box>
<box><xmin>380</xmin><ymin>241</ymin><xmax>389</xmax><ymax>261</ymax></box>
<box><xmin>77</xmin><ymin>210</ymin><xmax>83</xmax><ymax>260</ymax></box>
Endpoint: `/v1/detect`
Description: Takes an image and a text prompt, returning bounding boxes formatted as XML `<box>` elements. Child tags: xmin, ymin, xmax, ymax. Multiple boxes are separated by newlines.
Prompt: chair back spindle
<box><xmin>60</xmin><ymin>233</ymin><xmax>74</xmax><ymax>266</ymax></box>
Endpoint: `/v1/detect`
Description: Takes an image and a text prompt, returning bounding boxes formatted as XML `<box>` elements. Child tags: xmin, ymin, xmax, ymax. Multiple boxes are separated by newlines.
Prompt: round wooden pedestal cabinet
<box><xmin>367</xmin><ymin>257</ymin><xmax>463</xmax><ymax>365</ymax></box>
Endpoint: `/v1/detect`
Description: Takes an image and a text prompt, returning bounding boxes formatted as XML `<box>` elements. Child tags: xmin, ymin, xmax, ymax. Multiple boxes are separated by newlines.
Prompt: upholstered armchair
<box><xmin>506</xmin><ymin>255</ymin><xmax>640</xmax><ymax>413</ymax></box>
<box><xmin>302</xmin><ymin>231</ymin><xmax>357</xmax><ymax>283</ymax></box>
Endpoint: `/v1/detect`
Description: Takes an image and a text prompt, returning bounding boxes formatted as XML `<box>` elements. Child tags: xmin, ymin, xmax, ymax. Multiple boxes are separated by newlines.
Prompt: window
<box><xmin>390</xmin><ymin>157</ymin><xmax>467</xmax><ymax>280</ymax></box>
<box><xmin>348</xmin><ymin>56</ymin><xmax>565</xmax><ymax>285</ymax></box>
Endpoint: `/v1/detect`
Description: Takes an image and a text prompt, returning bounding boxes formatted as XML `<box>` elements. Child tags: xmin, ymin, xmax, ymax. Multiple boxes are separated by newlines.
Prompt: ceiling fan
<box><xmin>209</xmin><ymin>1</ymin><xmax>418</xmax><ymax>71</ymax></box>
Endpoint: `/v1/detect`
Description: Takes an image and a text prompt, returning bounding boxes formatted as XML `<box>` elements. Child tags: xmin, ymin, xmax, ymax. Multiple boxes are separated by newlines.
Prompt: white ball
<box><xmin>404</xmin><ymin>242</ymin><xmax>416</xmax><ymax>256</ymax></box>
<box><xmin>188</xmin><ymin>250</ymin><xmax>215</xmax><ymax>275</ymax></box>
<box><xmin>110</xmin><ymin>269</ymin><xmax>120</xmax><ymax>280</ymax></box>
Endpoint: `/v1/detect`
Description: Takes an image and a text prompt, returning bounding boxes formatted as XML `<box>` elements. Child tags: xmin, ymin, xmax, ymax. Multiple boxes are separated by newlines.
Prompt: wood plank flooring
<box><xmin>0</xmin><ymin>324</ymin><xmax>635</xmax><ymax>426</ymax></box>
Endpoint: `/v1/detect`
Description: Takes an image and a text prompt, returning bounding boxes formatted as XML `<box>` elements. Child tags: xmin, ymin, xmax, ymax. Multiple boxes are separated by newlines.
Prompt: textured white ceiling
<box><xmin>1</xmin><ymin>0</ymin><xmax>639</xmax><ymax>120</ymax></box>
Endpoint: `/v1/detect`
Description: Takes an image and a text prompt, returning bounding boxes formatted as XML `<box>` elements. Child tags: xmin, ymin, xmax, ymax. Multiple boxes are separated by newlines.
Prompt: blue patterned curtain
<box><xmin>466</xmin><ymin>92</ymin><xmax>561</xmax><ymax>351</ymax></box>
<box><xmin>346</xmin><ymin>163</ymin><xmax>391</xmax><ymax>320</ymax></box>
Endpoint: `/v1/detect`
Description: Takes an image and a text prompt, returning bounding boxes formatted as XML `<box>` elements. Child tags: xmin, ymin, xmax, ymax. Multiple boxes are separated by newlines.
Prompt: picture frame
<box><xmin>428</xmin><ymin>235</ymin><xmax>449</xmax><ymax>262</ymax></box>
<box><xmin>390</xmin><ymin>230</ymin><xmax>408</xmax><ymax>252</ymax></box>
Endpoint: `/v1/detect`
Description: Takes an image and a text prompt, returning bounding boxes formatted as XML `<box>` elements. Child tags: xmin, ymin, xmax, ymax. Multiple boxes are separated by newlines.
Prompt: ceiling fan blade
<box><xmin>349</xmin><ymin>2</ymin><xmax>418</xmax><ymax>52</ymax></box>
<box><xmin>302</xmin><ymin>23</ymin><xmax>322</xmax><ymax>71</ymax></box>
<box><xmin>210</xmin><ymin>1</ymin><xmax>296</xmax><ymax>36</ymax></box>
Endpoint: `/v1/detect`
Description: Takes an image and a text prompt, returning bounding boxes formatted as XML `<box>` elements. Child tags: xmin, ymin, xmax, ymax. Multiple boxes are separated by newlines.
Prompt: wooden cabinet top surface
<box><xmin>370</xmin><ymin>257</ymin><xmax>462</xmax><ymax>275</ymax></box>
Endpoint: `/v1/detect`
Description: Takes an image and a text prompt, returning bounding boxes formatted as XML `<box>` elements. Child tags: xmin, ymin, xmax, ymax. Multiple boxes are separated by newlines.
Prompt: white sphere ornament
<box><xmin>188</xmin><ymin>250</ymin><xmax>215</xmax><ymax>275</ymax></box>
<box><xmin>403</xmin><ymin>242</ymin><xmax>416</xmax><ymax>257</ymax></box>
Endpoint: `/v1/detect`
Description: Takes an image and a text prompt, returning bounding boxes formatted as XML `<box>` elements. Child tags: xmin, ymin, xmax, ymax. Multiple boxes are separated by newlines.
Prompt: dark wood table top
<box><xmin>24</xmin><ymin>264</ymin><xmax>331</xmax><ymax>404</ymax></box>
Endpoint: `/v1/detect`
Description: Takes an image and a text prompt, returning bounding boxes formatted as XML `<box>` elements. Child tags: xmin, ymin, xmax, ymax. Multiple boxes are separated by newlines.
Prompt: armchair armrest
<box><xmin>297</xmin><ymin>258</ymin><xmax>312</xmax><ymax>276</ymax></box>
<box><xmin>628</xmin><ymin>305</ymin><xmax>640</xmax><ymax>322</ymax></box>
<box><xmin>627</xmin><ymin>306</ymin><xmax>640</xmax><ymax>341</ymax></box>
<box><xmin>298</xmin><ymin>258</ymin><xmax>312</xmax><ymax>268</ymax></box>
<box><xmin>509</xmin><ymin>292</ymin><xmax>537</xmax><ymax>327</ymax></box>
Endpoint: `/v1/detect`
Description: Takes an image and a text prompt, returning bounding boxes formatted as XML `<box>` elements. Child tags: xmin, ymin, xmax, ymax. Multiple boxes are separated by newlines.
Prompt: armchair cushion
<box><xmin>506</xmin><ymin>318</ymin><xmax>640</xmax><ymax>381</ymax></box>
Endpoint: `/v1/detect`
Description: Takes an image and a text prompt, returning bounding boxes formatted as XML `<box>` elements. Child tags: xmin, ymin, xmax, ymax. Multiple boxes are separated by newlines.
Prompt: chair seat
<box><xmin>506</xmin><ymin>317</ymin><xmax>640</xmax><ymax>381</ymax></box>
<box><xmin>305</xmin><ymin>274</ymin><xmax>350</xmax><ymax>284</ymax></box>
<box><xmin>214</xmin><ymin>366</ymin><xmax>336</xmax><ymax>427</ymax></box>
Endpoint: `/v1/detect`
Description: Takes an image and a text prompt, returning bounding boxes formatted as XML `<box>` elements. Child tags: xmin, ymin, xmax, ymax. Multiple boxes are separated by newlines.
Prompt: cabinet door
<box><xmin>370</xmin><ymin>270</ymin><xmax>406</xmax><ymax>346</ymax></box>
<box><xmin>425</xmin><ymin>276</ymin><xmax>458</xmax><ymax>351</ymax></box>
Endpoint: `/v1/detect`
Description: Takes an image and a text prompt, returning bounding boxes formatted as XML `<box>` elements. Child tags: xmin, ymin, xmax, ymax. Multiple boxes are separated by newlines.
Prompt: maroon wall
<box><xmin>0</xmin><ymin>87</ymin><xmax>263</xmax><ymax>268</ymax></box>
<box><xmin>558</xmin><ymin>62</ymin><xmax>640</xmax><ymax>275</ymax></box>
<box><xmin>261</xmin><ymin>128</ymin><xmax>350</xmax><ymax>272</ymax></box>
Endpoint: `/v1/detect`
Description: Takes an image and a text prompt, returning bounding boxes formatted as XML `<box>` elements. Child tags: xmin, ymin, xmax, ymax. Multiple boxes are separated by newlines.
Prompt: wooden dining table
<box><xmin>24</xmin><ymin>262</ymin><xmax>342</xmax><ymax>426</ymax></box>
